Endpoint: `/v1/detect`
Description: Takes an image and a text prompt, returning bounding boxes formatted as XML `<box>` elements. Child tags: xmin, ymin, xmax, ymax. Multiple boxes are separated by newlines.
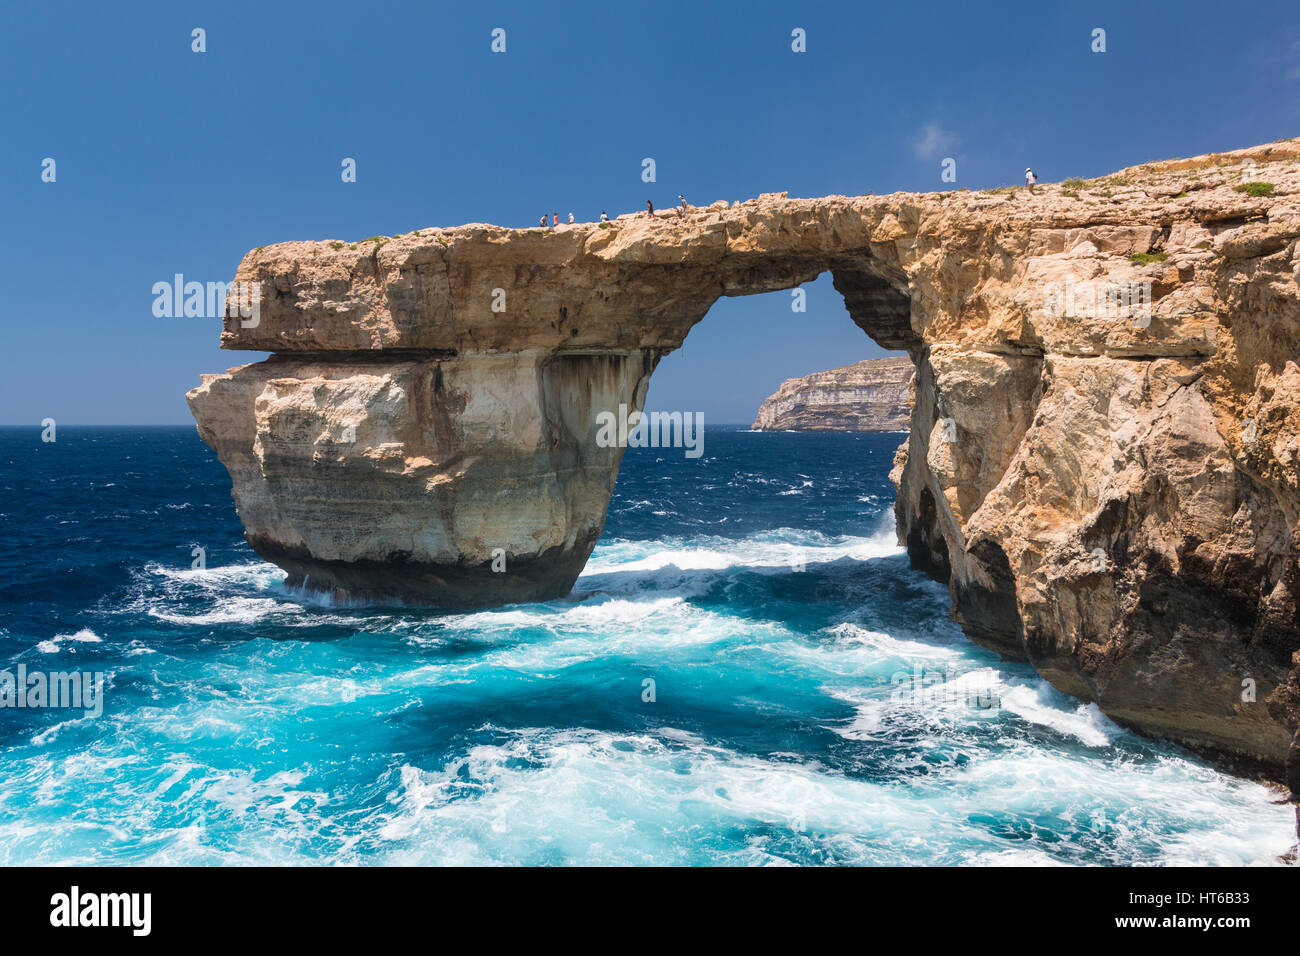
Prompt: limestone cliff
<box><xmin>752</xmin><ymin>356</ymin><xmax>913</xmax><ymax>431</ymax></box>
<box><xmin>189</xmin><ymin>140</ymin><xmax>1300</xmax><ymax>784</ymax></box>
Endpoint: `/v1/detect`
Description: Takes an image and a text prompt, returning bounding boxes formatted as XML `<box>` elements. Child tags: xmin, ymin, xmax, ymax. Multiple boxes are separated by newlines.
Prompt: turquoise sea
<box><xmin>0</xmin><ymin>426</ymin><xmax>1293</xmax><ymax>865</ymax></box>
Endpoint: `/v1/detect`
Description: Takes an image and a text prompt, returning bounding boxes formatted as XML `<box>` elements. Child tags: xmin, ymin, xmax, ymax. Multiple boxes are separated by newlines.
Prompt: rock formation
<box><xmin>189</xmin><ymin>141</ymin><xmax>1300</xmax><ymax>784</ymax></box>
<box><xmin>752</xmin><ymin>356</ymin><xmax>914</xmax><ymax>431</ymax></box>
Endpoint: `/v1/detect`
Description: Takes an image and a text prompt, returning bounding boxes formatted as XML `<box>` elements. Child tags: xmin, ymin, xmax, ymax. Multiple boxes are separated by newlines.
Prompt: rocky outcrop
<box><xmin>189</xmin><ymin>141</ymin><xmax>1300</xmax><ymax>781</ymax></box>
<box><xmin>189</xmin><ymin>351</ymin><xmax>653</xmax><ymax>606</ymax></box>
<box><xmin>752</xmin><ymin>356</ymin><xmax>913</xmax><ymax>431</ymax></box>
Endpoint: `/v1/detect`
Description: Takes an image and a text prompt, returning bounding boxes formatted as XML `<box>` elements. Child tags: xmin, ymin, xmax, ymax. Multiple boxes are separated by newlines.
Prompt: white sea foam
<box><xmin>430</xmin><ymin>596</ymin><xmax>782</xmax><ymax>675</ymax></box>
<box><xmin>582</xmin><ymin>526</ymin><xmax>901</xmax><ymax>578</ymax></box>
<box><xmin>35</xmin><ymin>628</ymin><xmax>103</xmax><ymax>653</ymax></box>
<box><xmin>370</xmin><ymin>726</ymin><xmax>947</xmax><ymax>865</ymax></box>
<box><xmin>828</xmin><ymin>661</ymin><xmax>1121</xmax><ymax>751</ymax></box>
<box><xmin>145</xmin><ymin>561</ymin><xmax>281</xmax><ymax>588</ymax></box>
<box><xmin>362</xmin><ymin>723</ymin><xmax>1295</xmax><ymax>866</ymax></box>
<box><xmin>999</xmin><ymin>684</ymin><xmax>1121</xmax><ymax>748</ymax></box>
<box><xmin>148</xmin><ymin>596</ymin><xmax>295</xmax><ymax>626</ymax></box>
<box><xmin>826</xmin><ymin>621</ymin><xmax>963</xmax><ymax>660</ymax></box>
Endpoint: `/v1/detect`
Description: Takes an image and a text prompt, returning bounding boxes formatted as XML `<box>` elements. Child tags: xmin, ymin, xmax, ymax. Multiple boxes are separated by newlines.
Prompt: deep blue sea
<box><xmin>0</xmin><ymin>425</ymin><xmax>1293</xmax><ymax>865</ymax></box>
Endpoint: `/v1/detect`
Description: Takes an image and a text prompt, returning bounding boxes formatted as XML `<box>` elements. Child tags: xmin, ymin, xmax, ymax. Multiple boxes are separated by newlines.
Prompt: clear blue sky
<box><xmin>2</xmin><ymin>0</ymin><xmax>1297</xmax><ymax>424</ymax></box>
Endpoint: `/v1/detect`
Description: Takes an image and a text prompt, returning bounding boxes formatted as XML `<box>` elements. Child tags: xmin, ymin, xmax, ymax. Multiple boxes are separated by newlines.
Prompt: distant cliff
<box><xmin>751</xmin><ymin>357</ymin><xmax>913</xmax><ymax>431</ymax></box>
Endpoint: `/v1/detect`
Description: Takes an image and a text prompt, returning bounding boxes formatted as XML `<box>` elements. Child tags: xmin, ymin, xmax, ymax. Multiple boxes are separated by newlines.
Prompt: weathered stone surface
<box><xmin>752</xmin><ymin>356</ymin><xmax>914</xmax><ymax>431</ymax></box>
<box><xmin>189</xmin><ymin>350</ymin><xmax>656</xmax><ymax>607</ymax></box>
<box><xmin>190</xmin><ymin>139</ymin><xmax>1300</xmax><ymax>780</ymax></box>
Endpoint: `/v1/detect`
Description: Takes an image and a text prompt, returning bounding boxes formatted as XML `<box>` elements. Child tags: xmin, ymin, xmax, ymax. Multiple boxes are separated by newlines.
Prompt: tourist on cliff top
<box><xmin>678</xmin><ymin>194</ymin><xmax>688</xmax><ymax>214</ymax></box>
<box><xmin>539</xmin><ymin>214</ymin><xmax>547</xmax><ymax>229</ymax></box>
<box><xmin>646</xmin><ymin>199</ymin><xmax>654</xmax><ymax>216</ymax></box>
<box><xmin>552</xmin><ymin>213</ymin><xmax>559</xmax><ymax>226</ymax></box>
<box><xmin>568</xmin><ymin>212</ymin><xmax>575</xmax><ymax>224</ymax></box>
<box><xmin>600</xmin><ymin>210</ymin><xmax>609</xmax><ymax>222</ymax></box>
<box><xmin>1025</xmin><ymin>167</ymin><xmax>1037</xmax><ymax>194</ymax></box>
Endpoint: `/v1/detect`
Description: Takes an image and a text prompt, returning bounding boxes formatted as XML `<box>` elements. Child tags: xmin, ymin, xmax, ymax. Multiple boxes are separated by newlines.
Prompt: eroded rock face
<box><xmin>752</xmin><ymin>356</ymin><xmax>914</xmax><ymax>431</ymax></box>
<box><xmin>189</xmin><ymin>350</ymin><xmax>657</xmax><ymax>607</ymax></box>
<box><xmin>189</xmin><ymin>142</ymin><xmax>1300</xmax><ymax>778</ymax></box>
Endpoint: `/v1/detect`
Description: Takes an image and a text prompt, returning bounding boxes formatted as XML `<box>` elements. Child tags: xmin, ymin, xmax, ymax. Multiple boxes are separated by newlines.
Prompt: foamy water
<box><xmin>0</xmin><ymin>427</ymin><xmax>1293</xmax><ymax>865</ymax></box>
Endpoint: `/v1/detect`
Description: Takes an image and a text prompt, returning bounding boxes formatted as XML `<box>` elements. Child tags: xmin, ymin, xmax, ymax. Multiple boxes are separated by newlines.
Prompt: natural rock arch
<box><xmin>191</xmin><ymin>200</ymin><xmax>927</xmax><ymax>610</ymax></box>
<box><xmin>189</xmin><ymin>142</ymin><xmax>1300</xmax><ymax>781</ymax></box>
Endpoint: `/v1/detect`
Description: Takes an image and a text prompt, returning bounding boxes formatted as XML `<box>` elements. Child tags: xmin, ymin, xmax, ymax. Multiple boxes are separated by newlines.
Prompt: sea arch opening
<box><xmin>639</xmin><ymin>256</ymin><xmax>922</xmax><ymax>430</ymax></box>
<box><xmin>600</xmin><ymin>257</ymin><xmax>929</xmax><ymax>583</ymax></box>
